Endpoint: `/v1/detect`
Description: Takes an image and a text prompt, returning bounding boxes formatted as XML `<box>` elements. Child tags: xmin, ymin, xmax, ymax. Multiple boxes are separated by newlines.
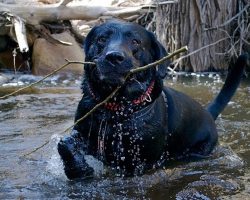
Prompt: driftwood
<box><xmin>0</xmin><ymin>2</ymin><xmax>153</xmax><ymax>25</ymax></box>
<box><xmin>12</xmin><ymin>15</ymin><xmax>29</xmax><ymax>52</ymax></box>
<box><xmin>0</xmin><ymin>12</ymin><xmax>30</xmax><ymax>54</ymax></box>
<box><xmin>0</xmin><ymin>2</ymin><xmax>155</xmax><ymax>65</ymax></box>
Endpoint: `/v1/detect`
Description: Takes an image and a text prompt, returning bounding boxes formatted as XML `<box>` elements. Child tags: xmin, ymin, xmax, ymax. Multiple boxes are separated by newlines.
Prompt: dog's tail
<box><xmin>206</xmin><ymin>54</ymin><xmax>248</xmax><ymax>120</ymax></box>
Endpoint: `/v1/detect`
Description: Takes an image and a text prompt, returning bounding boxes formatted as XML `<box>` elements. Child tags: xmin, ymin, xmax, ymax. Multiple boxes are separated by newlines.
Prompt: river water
<box><xmin>0</xmin><ymin>73</ymin><xmax>249</xmax><ymax>199</ymax></box>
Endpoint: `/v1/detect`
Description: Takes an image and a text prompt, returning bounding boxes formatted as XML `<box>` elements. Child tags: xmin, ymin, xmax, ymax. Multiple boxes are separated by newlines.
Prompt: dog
<box><xmin>58</xmin><ymin>20</ymin><xmax>248</xmax><ymax>180</ymax></box>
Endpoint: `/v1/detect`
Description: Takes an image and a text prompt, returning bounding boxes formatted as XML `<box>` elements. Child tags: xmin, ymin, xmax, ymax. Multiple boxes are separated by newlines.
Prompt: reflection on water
<box><xmin>0</xmin><ymin>73</ymin><xmax>249</xmax><ymax>199</ymax></box>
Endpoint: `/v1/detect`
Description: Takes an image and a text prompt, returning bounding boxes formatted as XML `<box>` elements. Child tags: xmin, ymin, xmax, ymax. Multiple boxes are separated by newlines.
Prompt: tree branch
<box><xmin>131</xmin><ymin>46</ymin><xmax>188</xmax><ymax>73</ymax></box>
<box><xmin>21</xmin><ymin>46</ymin><xmax>188</xmax><ymax>157</ymax></box>
<box><xmin>22</xmin><ymin>140</ymin><xmax>49</xmax><ymax>157</ymax></box>
<box><xmin>62</xmin><ymin>46</ymin><xmax>188</xmax><ymax>134</ymax></box>
<box><xmin>0</xmin><ymin>3</ymin><xmax>153</xmax><ymax>25</ymax></box>
<box><xmin>0</xmin><ymin>60</ymin><xmax>95</xmax><ymax>99</ymax></box>
<box><xmin>172</xmin><ymin>37</ymin><xmax>229</xmax><ymax>71</ymax></box>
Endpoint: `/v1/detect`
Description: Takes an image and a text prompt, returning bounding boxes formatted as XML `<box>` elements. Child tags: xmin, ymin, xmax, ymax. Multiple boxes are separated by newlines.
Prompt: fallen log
<box><xmin>0</xmin><ymin>1</ymin><xmax>155</xmax><ymax>73</ymax></box>
<box><xmin>0</xmin><ymin>2</ymin><xmax>154</xmax><ymax>25</ymax></box>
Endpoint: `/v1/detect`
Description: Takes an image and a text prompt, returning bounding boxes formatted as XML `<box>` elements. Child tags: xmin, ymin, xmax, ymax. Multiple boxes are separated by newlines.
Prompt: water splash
<box><xmin>85</xmin><ymin>155</ymin><xmax>105</xmax><ymax>177</ymax></box>
<box><xmin>46</xmin><ymin>134</ymin><xmax>65</xmax><ymax>178</ymax></box>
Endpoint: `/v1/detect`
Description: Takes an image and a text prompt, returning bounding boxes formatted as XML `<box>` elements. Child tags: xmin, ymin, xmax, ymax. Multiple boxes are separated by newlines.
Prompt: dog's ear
<box><xmin>149</xmin><ymin>32</ymin><xmax>170</xmax><ymax>79</ymax></box>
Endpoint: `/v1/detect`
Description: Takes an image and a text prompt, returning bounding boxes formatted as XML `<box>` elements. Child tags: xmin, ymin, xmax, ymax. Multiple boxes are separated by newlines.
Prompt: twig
<box><xmin>22</xmin><ymin>46</ymin><xmax>188</xmax><ymax>157</ymax></box>
<box><xmin>131</xmin><ymin>46</ymin><xmax>188</xmax><ymax>73</ymax></box>
<box><xmin>22</xmin><ymin>140</ymin><xmax>49</xmax><ymax>157</ymax></box>
<box><xmin>62</xmin><ymin>46</ymin><xmax>188</xmax><ymax>134</ymax></box>
<box><xmin>63</xmin><ymin>85</ymin><xmax>123</xmax><ymax>134</ymax></box>
<box><xmin>172</xmin><ymin>37</ymin><xmax>229</xmax><ymax>71</ymax></box>
<box><xmin>0</xmin><ymin>60</ymin><xmax>95</xmax><ymax>99</ymax></box>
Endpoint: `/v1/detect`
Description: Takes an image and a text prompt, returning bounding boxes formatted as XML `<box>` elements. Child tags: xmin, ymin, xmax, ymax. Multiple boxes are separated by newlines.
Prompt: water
<box><xmin>0</xmin><ymin>73</ymin><xmax>249</xmax><ymax>199</ymax></box>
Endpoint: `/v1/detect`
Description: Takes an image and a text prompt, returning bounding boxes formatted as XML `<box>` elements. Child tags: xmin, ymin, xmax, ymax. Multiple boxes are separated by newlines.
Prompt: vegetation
<box><xmin>0</xmin><ymin>0</ymin><xmax>248</xmax><ymax>74</ymax></box>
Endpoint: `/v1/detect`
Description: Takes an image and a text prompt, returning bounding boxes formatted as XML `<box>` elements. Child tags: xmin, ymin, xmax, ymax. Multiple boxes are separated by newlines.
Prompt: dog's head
<box><xmin>84</xmin><ymin>20</ymin><xmax>169</xmax><ymax>98</ymax></box>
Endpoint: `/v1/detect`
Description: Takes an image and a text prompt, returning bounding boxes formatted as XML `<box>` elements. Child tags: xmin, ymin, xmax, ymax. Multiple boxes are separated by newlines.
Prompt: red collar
<box><xmin>104</xmin><ymin>80</ymin><xmax>155</xmax><ymax>111</ymax></box>
<box><xmin>88</xmin><ymin>80</ymin><xmax>155</xmax><ymax>112</ymax></box>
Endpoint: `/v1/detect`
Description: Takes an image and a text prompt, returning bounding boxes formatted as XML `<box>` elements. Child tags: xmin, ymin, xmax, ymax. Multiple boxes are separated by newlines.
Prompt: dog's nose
<box><xmin>105</xmin><ymin>51</ymin><xmax>125</xmax><ymax>65</ymax></box>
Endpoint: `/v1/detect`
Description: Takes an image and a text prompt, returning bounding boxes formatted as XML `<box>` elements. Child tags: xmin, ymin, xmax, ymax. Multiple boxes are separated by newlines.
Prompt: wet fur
<box><xmin>58</xmin><ymin>21</ymin><xmax>248</xmax><ymax>180</ymax></box>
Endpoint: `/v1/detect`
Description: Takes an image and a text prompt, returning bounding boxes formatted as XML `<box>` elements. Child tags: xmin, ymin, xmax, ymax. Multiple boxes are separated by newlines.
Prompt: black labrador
<box><xmin>58</xmin><ymin>20</ymin><xmax>248</xmax><ymax>179</ymax></box>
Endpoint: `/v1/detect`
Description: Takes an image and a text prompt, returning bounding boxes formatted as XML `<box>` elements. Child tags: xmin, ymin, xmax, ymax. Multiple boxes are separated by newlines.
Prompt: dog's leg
<box><xmin>57</xmin><ymin>130</ymin><xmax>94</xmax><ymax>180</ymax></box>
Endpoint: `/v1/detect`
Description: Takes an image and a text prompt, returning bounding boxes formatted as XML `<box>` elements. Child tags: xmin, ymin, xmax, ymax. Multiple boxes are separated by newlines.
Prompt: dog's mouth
<box><xmin>93</xmin><ymin>65</ymin><xmax>129</xmax><ymax>87</ymax></box>
<box><xmin>91</xmin><ymin>56</ymin><xmax>135</xmax><ymax>86</ymax></box>
<box><xmin>86</xmin><ymin>57</ymin><xmax>155</xmax><ymax>100</ymax></box>
<box><xmin>98</xmin><ymin>71</ymin><xmax>126</xmax><ymax>86</ymax></box>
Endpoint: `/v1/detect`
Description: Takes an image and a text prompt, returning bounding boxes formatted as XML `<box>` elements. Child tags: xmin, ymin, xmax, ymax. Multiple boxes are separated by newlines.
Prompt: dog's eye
<box><xmin>97</xmin><ymin>36</ymin><xmax>107</xmax><ymax>44</ymax></box>
<box><xmin>132</xmin><ymin>39</ymin><xmax>141</xmax><ymax>46</ymax></box>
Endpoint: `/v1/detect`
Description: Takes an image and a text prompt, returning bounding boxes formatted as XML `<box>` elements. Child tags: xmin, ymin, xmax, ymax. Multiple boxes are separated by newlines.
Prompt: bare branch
<box><xmin>0</xmin><ymin>60</ymin><xmax>95</xmax><ymax>99</ymax></box>
<box><xmin>21</xmin><ymin>46</ymin><xmax>188</xmax><ymax>157</ymax></box>
<box><xmin>62</xmin><ymin>46</ymin><xmax>188</xmax><ymax>134</ymax></box>
<box><xmin>131</xmin><ymin>46</ymin><xmax>188</xmax><ymax>73</ymax></box>
<box><xmin>172</xmin><ymin>37</ymin><xmax>229</xmax><ymax>71</ymax></box>
<box><xmin>22</xmin><ymin>140</ymin><xmax>49</xmax><ymax>157</ymax></box>
<box><xmin>63</xmin><ymin>85</ymin><xmax>122</xmax><ymax>134</ymax></box>
<box><xmin>0</xmin><ymin>3</ymin><xmax>152</xmax><ymax>25</ymax></box>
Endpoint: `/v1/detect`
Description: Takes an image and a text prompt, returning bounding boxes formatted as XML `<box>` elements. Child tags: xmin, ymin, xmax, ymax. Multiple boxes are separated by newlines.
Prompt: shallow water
<box><xmin>0</xmin><ymin>73</ymin><xmax>249</xmax><ymax>199</ymax></box>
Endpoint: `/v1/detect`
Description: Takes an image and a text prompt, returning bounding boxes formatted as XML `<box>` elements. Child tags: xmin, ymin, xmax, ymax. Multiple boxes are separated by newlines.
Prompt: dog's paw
<box><xmin>57</xmin><ymin>137</ymin><xmax>76</xmax><ymax>162</ymax></box>
<box><xmin>57</xmin><ymin>137</ymin><xmax>94</xmax><ymax>180</ymax></box>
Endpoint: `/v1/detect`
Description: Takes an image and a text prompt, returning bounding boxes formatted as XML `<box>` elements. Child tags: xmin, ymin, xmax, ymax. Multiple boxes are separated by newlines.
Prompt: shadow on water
<box><xmin>0</xmin><ymin>73</ymin><xmax>249</xmax><ymax>199</ymax></box>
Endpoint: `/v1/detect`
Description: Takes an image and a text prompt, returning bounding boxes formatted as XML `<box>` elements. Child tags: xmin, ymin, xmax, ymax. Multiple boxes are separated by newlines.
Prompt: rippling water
<box><xmin>0</xmin><ymin>73</ymin><xmax>249</xmax><ymax>199</ymax></box>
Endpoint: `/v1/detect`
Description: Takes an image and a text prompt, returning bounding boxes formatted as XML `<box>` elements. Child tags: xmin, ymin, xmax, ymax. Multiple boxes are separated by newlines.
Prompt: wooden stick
<box><xmin>131</xmin><ymin>46</ymin><xmax>188</xmax><ymax>73</ymax></box>
<box><xmin>63</xmin><ymin>85</ymin><xmax>122</xmax><ymax>134</ymax></box>
<box><xmin>22</xmin><ymin>46</ymin><xmax>188</xmax><ymax>157</ymax></box>
<box><xmin>22</xmin><ymin>140</ymin><xmax>49</xmax><ymax>157</ymax></box>
<box><xmin>172</xmin><ymin>38</ymin><xmax>229</xmax><ymax>71</ymax></box>
<box><xmin>62</xmin><ymin>46</ymin><xmax>188</xmax><ymax>133</ymax></box>
<box><xmin>0</xmin><ymin>60</ymin><xmax>95</xmax><ymax>99</ymax></box>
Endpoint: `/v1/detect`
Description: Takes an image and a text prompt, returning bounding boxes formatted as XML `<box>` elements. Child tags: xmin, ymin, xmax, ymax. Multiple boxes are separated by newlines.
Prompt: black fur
<box><xmin>58</xmin><ymin>21</ymin><xmax>248</xmax><ymax>180</ymax></box>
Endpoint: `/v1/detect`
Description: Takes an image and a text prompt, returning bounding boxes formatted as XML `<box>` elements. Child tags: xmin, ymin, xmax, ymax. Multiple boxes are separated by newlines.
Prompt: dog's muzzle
<box><xmin>94</xmin><ymin>51</ymin><xmax>133</xmax><ymax>86</ymax></box>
